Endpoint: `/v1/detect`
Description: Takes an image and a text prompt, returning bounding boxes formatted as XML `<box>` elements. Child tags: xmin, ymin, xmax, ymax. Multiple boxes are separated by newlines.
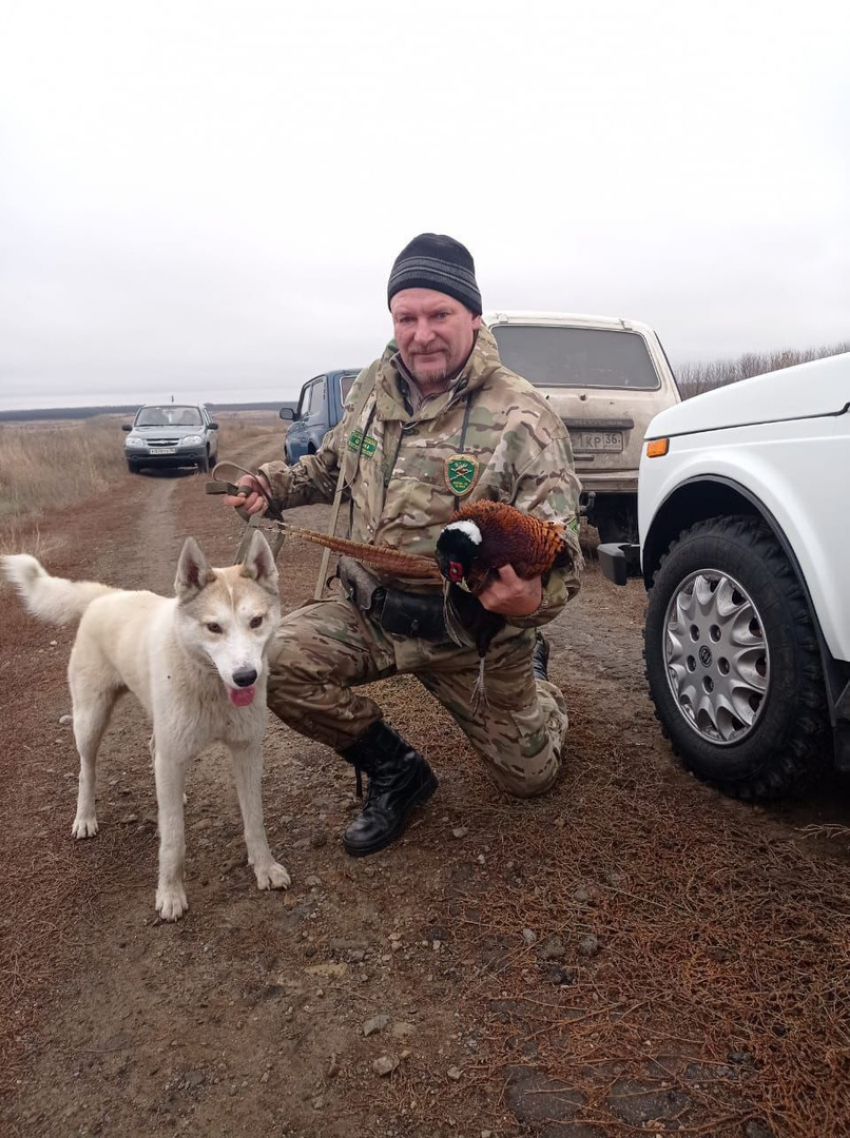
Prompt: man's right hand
<box><xmin>223</xmin><ymin>473</ymin><xmax>270</xmax><ymax>517</ymax></box>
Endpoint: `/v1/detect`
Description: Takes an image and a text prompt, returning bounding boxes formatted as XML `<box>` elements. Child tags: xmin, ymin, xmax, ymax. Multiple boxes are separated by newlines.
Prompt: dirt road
<box><xmin>2</xmin><ymin>421</ymin><xmax>848</xmax><ymax>1138</ymax></box>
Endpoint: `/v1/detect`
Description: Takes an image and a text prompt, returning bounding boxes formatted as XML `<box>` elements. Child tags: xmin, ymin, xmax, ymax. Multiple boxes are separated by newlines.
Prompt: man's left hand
<box><xmin>477</xmin><ymin>564</ymin><xmax>542</xmax><ymax>617</ymax></box>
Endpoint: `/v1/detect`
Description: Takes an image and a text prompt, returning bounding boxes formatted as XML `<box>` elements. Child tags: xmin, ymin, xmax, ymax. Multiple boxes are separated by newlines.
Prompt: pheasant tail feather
<box><xmin>273</xmin><ymin>522</ymin><xmax>443</xmax><ymax>581</ymax></box>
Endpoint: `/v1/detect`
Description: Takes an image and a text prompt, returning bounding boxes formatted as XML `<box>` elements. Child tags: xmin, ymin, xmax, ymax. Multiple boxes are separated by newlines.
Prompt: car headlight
<box><xmin>125</xmin><ymin>434</ymin><xmax>143</xmax><ymax>446</ymax></box>
<box><xmin>179</xmin><ymin>435</ymin><xmax>203</xmax><ymax>446</ymax></box>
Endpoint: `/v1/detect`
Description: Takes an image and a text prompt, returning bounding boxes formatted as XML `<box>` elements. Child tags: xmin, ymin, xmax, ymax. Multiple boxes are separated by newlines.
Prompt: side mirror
<box><xmin>209</xmin><ymin>421</ymin><xmax>219</xmax><ymax>430</ymax></box>
<box><xmin>279</xmin><ymin>407</ymin><xmax>296</xmax><ymax>422</ymax></box>
<box><xmin>122</xmin><ymin>424</ymin><xmax>132</xmax><ymax>432</ymax></box>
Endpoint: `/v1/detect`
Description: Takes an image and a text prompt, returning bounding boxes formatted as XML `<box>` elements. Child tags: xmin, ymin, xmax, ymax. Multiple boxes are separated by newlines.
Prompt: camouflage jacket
<box><xmin>259</xmin><ymin>325</ymin><xmax>583</xmax><ymax>627</ymax></box>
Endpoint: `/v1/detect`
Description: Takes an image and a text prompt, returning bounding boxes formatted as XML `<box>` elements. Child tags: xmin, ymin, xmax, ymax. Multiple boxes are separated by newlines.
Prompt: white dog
<box><xmin>1</xmin><ymin>531</ymin><xmax>290</xmax><ymax>921</ymax></box>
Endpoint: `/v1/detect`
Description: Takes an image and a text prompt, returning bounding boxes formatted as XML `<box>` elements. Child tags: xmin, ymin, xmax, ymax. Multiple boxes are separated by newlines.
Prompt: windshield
<box><xmin>492</xmin><ymin>326</ymin><xmax>660</xmax><ymax>390</ymax></box>
<box><xmin>136</xmin><ymin>406</ymin><xmax>203</xmax><ymax>427</ymax></box>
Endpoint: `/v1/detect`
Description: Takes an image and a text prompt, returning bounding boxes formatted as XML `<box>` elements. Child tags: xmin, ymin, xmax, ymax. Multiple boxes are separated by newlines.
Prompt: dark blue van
<box><xmin>280</xmin><ymin>368</ymin><xmax>362</xmax><ymax>464</ymax></box>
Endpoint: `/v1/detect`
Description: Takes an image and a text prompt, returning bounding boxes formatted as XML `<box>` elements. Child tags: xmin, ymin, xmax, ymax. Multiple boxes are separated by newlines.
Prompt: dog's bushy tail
<box><xmin>1</xmin><ymin>554</ymin><xmax>116</xmax><ymax>625</ymax></box>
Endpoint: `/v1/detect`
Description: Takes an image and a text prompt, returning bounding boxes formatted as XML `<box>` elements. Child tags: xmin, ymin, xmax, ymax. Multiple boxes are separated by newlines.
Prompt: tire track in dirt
<box><xmin>118</xmin><ymin>473</ymin><xmax>181</xmax><ymax>593</ymax></box>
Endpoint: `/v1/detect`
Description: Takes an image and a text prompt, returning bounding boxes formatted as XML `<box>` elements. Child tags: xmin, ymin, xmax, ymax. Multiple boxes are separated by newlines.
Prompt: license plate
<box><xmin>571</xmin><ymin>430</ymin><xmax>623</xmax><ymax>453</ymax></box>
<box><xmin>149</xmin><ymin>447</ymin><xmax>177</xmax><ymax>455</ymax></box>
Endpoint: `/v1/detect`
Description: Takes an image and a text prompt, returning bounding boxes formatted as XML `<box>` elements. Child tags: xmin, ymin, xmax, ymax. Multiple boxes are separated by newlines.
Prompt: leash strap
<box><xmin>314</xmin><ymin>370</ymin><xmax>377</xmax><ymax>600</ymax></box>
<box><xmin>205</xmin><ymin>461</ymin><xmax>285</xmax><ymax>562</ymax></box>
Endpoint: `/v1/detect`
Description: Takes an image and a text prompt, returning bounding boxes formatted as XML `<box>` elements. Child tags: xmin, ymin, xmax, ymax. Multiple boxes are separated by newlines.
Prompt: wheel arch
<box><xmin>644</xmin><ymin>476</ymin><xmax>850</xmax><ymax>735</ymax></box>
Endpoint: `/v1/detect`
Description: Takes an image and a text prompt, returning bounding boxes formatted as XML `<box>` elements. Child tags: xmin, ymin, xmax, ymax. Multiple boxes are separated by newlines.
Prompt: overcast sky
<box><xmin>1</xmin><ymin>0</ymin><xmax>848</xmax><ymax>411</ymax></box>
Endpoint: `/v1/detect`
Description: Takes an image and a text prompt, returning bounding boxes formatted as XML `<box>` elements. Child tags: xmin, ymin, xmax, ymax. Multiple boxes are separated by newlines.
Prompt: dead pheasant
<box><xmin>435</xmin><ymin>499</ymin><xmax>572</xmax><ymax>595</ymax></box>
<box><xmin>434</xmin><ymin>500</ymin><xmax>574</xmax><ymax>709</ymax></box>
<box><xmin>269</xmin><ymin>520</ymin><xmax>444</xmax><ymax>582</ymax></box>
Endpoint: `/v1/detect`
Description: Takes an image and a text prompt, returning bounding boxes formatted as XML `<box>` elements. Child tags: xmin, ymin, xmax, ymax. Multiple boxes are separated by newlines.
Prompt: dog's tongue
<box><xmin>228</xmin><ymin>686</ymin><xmax>255</xmax><ymax>708</ymax></box>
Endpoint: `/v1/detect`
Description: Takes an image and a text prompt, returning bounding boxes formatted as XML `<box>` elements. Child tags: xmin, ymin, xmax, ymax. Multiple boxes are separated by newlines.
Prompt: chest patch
<box><xmin>348</xmin><ymin>429</ymin><xmax>377</xmax><ymax>458</ymax></box>
<box><xmin>444</xmin><ymin>454</ymin><xmax>480</xmax><ymax>497</ymax></box>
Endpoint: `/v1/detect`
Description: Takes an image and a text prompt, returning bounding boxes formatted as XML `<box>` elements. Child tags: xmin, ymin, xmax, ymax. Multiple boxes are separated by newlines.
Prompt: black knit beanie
<box><xmin>387</xmin><ymin>233</ymin><xmax>482</xmax><ymax>315</ymax></box>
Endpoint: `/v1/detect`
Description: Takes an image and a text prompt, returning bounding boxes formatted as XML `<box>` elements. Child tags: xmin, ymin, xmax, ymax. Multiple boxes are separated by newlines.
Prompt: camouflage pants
<box><xmin>266</xmin><ymin>598</ymin><xmax>568</xmax><ymax>797</ymax></box>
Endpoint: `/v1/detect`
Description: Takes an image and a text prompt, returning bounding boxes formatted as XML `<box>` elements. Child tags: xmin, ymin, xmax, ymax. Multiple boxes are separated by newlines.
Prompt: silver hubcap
<box><xmin>663</xmin><ymin>570</ymin><xmax>769</xmax><ymax>744</ymax></box>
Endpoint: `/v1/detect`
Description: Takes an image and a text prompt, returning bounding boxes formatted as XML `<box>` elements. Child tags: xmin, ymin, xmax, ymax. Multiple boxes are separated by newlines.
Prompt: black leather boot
<box><xmin>340</xmin><ymin>721</ymin><xmax>438</xmax><ymax>857</ymax></box>
<box><xmin>532</xmin><ymin>630</ymin><xmax>550</xmax><ymax>681</ymax></box>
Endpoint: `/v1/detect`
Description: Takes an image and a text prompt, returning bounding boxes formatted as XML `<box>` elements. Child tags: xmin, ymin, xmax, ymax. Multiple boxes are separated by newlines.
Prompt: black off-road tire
<box><xmin>197</xmin><ymin>454</ymin><xmax>210</xmax><ymax>474</ymax></box>
<box><xmin>645</xmin><ymin>515</ymin><xmax>830</xmax><ymax>800</ymax></box>
<box><xmin>127</xmin><ymin>461</ymin><xmax>139</xmax><ymax>474</ymax></box>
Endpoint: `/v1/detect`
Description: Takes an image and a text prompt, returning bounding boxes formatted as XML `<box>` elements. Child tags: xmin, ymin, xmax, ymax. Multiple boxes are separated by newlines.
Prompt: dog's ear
<box><xmin>240</xmin><ymin>531</ymin><xmax>279</xmax><ymax>593</ymax></box>
<box><xmin>175</xmin><ymin>537</ymin><xmax>216</xmax><ymax>599</ymax></box>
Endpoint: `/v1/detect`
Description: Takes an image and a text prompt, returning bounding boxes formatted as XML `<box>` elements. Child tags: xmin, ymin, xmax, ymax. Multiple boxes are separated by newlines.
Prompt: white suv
<box><xmin>599</xmin><ymin>351</ymin><xmax>850</xmax><ymax>799</ymax></box>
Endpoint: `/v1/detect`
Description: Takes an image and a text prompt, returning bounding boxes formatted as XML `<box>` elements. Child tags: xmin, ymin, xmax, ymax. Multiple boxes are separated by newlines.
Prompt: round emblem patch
<box><xmin>444</xmin><ymin>454</ymin><xmax>479</xmax><ymax>497</ymax></box>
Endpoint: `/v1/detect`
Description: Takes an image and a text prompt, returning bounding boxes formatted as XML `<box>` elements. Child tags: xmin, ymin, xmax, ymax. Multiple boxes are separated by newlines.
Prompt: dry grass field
<box><xmin>0</xmin><ymin>411</ymin><xmax>277</xmax><ymax>540</ymax></box>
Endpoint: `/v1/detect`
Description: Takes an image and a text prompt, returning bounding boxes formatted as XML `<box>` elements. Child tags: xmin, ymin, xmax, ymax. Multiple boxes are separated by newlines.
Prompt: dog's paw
<box><xmin>156</xmin><ymin>886</ymin><xmax>189</xmax><ymax>921</ymax></box>
<box><xmin>72</xmin><ymin>816</ymin><xmax>99</xmax><ymax>839</ymax></box>
<box><xmin>255</xmin><ymin>861</ymin><xmax>291</xmax><ymax>892</ymax></box>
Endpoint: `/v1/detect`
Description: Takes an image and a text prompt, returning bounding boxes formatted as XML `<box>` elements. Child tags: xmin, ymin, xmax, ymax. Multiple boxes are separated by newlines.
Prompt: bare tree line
<box><xmin>676</xmin><ymin>341</ymin><xmax>850</xmax><ymax>399</ymax></box>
